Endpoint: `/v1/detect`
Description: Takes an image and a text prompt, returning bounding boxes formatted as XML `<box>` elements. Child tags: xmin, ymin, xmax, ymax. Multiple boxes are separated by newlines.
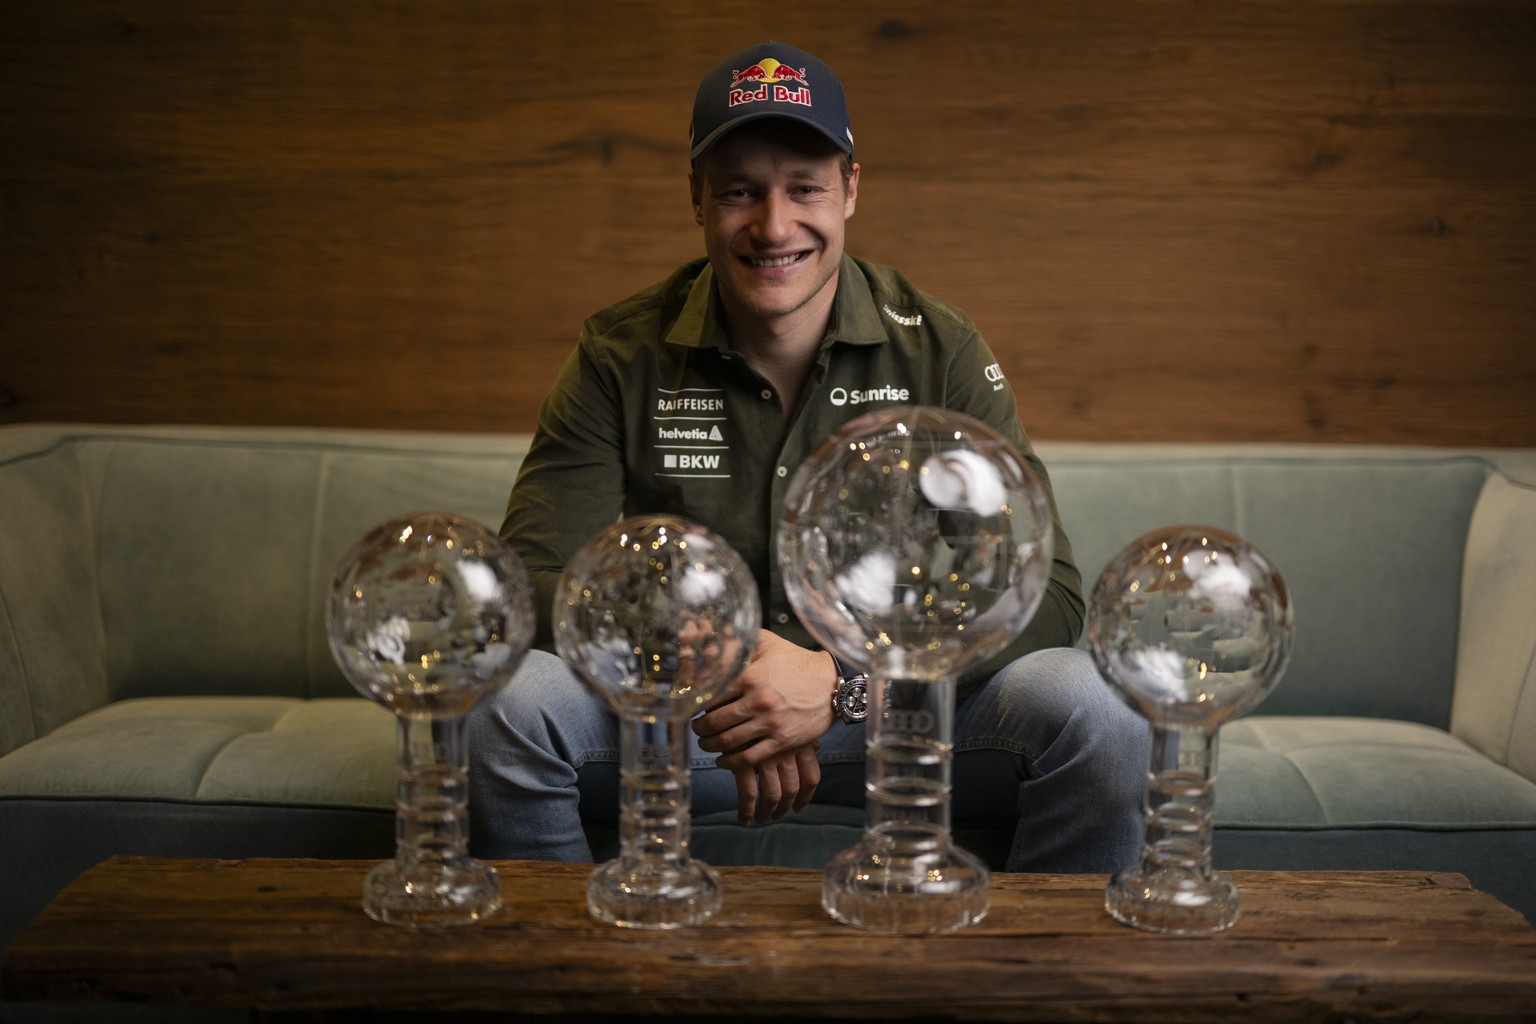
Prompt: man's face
<box><xmin>690</xmin><ymin>123</ymin><xmax>859</xmax><ymax>334</ymax></box>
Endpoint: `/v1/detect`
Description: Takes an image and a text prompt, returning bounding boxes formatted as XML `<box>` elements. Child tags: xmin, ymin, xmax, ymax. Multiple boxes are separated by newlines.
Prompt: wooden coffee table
<box><xmin>4</xmin><ymin>857</ymin><xmax>1534</xmax><ymax>1022</ymax></box>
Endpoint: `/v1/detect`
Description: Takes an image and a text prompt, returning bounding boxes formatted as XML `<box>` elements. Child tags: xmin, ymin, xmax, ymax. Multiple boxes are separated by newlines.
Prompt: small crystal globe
<box><xmin>778</xmin><ymin>406</ymin><xmax>1055</xmax><ymax>934</ymax></box>
<box><xmin>555</xmin><ymin>514</ymin><xmax>760</xmax><ymax>928</ymax></box>
<box><xmin>330</xmin><ymin>512</ymin><xmax>535</xmax><ymax>718</ymax></box>
<box><xmin>555</xmin><ymin>514</ymin><xmax>760</xmax><ymax>716</ymax></box>
<box><xmin>1087</xmin><ymin>525</ymin><xmax>1293</xmax><ymax>934</ymax></box>
<box><xmin>1087</xmin><ymin>526</ymin><xmax>1293</xmax><ymax>735</ymax></box>
<box><xmin>328</xmin><ymin>511</ymin><xmax>534</xmax><ymax>927</ymax></box>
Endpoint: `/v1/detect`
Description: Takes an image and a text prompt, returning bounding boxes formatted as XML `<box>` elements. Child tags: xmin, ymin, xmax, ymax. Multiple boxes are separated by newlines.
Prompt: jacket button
<box><xmin>776</xmin><ymin>466</ymin><xmax>788</xmax><ymax>477</ymax></box>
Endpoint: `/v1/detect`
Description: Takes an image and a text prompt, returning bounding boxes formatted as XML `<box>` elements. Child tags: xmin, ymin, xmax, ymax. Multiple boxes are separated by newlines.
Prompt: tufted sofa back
<box><xmin>3</xmin><ymin>425</ymin><xmax>1532</xmax><ymax>779</ymax></box>
<box><xmin>0</xmin><ymin>425</ymin><xmax>528</xmax><ymax>753</ymax></box>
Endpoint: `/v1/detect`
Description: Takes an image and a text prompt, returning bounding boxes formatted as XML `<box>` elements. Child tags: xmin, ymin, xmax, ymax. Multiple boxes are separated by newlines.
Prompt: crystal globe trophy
<box><xmin>779</xmin><ymin>406</ymin><xmax>1055</xmax><ymax>933</ymax></box>
<box><xmin>554</xmin><ymin>514</ymin><xmax>759</xmax><ymax>929</ymax></box>
<box><xmin>328</xmin><ymin>511</ymin><xmax>534</xmax><ymax>927</ymax></box>
<box><xmin>1086</xmin><ymin>525</ymin><xmax>1293</xmax><ymax>934</ymax></box>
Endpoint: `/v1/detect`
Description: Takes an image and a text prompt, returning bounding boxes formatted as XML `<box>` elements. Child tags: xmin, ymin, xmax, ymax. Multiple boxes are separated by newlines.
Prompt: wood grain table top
<box><xmin>4</xmin><ymin>857</ymin><xmax>1534</xmax><ymax>1022</ymax></box>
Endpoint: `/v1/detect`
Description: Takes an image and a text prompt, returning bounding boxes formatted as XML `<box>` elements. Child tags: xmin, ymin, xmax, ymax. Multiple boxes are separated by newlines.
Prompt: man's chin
<box><xmin>720</xmin><ymin>269</ymin><xmax>840</xmax><ymax>325</ymax></box>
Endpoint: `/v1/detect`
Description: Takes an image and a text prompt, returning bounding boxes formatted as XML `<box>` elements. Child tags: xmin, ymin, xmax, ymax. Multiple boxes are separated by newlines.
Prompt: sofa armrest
<box><xmin>1452</xmin><ymin>470</ymin><xmax>1536</xmax><ymax>785</ymax></box>
<box><xmin>0</xmin><ymin>427</ymin><xmax>111</xmax><ymax>756</ymax></box>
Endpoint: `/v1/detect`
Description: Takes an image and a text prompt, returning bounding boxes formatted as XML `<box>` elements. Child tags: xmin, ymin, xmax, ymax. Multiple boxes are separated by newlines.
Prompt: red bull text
<box><xmin>727</xmin><ymin>59</ymin><xmax>812</xmax><ymax>109</ymax></box>
<box><xmin>729</xmin><ymin>83</ymin><xmax>812</xmax><ymax>108</ymax></box>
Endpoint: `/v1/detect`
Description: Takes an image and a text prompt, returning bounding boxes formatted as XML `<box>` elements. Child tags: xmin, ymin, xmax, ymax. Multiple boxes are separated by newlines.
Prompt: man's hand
<box><xmin>692</xmin><ymin>629</ymin><xmax>839</xmax><ymax>824</ymax></box>
<box><xmin>729</xmin><ymin>742</ymin><xmax>822</xmax><ymax>826</ymax></box>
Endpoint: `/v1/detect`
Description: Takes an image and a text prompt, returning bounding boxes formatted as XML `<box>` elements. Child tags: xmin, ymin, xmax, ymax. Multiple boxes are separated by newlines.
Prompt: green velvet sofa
<box><xmin>3</xmin><ymin>422</ymin><xmax>1534</xmax><ymax>953</ymax></box>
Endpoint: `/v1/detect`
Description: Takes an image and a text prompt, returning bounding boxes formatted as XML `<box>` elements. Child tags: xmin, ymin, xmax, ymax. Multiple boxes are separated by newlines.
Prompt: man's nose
<box><xmin>749</xmin><ymin>192</ymin><xmax>793</xmax><ymax>244</ymax></box>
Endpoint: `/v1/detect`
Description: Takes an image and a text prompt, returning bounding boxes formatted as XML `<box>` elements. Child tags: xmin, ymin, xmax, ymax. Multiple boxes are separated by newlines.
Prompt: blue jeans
<box><xmin>466</xmin><ymin>646</ymin><xmax>1148</xmax><ymax>873</ymax></box>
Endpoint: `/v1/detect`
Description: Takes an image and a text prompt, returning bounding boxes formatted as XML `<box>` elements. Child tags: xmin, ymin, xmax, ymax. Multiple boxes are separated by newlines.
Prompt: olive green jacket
<box><xmin>501</xmin><ymin>254</ymin><xmax>1084</xmax><ymax>691</ymax></box>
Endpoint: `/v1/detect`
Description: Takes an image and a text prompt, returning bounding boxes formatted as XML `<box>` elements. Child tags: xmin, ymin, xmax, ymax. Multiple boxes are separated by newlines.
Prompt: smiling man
<box><xmin>468</xmin><ymin>42</ymin><xmax>1147</xmax><ymax>874</ymax></box>
<box><xmin>690</xmin><ymin>120</ymin><xmax>858</xmax><ymax>414</ymax></box>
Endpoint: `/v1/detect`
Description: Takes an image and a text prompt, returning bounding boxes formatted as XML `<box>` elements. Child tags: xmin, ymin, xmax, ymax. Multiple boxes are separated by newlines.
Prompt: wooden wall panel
<box><xmin>2</xmin><ymin>1</ymin><xmax>1533</xmax><ymax>443</ymax></box>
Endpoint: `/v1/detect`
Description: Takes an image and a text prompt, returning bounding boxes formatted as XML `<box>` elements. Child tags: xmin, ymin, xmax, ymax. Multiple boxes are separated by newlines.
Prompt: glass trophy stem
<box><xmin>587</xmin><ymin>714</ymin><xmax>721</xmax><ymax>928</ymax></box>
<box><xmin>823</xmin><ymin>675</ymin><xmax>989</xmax><ymax>934</ymax></box>
<box><xmin>362</xmin><ymin>712</ymin><xmax>501</xmax><ymax>927</ymax></box>
<box><xmin>1106</xmin><ymin>724</ymin><xmax>1240</xmax><ymax>934</ymax></box>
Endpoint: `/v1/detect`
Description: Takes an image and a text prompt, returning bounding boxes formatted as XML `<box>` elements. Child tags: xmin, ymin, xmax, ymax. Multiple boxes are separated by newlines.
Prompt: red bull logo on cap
<box><xmin>728</xmin><ymin>56</ymin><xmax>812</xmax><ymax>109</ymax></box>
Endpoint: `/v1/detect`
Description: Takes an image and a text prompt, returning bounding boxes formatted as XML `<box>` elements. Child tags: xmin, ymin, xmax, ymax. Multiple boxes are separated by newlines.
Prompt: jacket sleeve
<box><xmin>942</xmin><ymin>328</ymin><xmax>1086</xmax><ymax>694</ymax></box>
<box><xmin>499</xmin><ymin>339</ymin><xmax>627</xmax><ymax>651</ymax></box>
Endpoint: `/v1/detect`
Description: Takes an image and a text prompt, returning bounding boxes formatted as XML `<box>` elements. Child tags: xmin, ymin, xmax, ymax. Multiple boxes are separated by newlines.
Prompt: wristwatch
<box><xmin>830</xmin><ymin>656</ymin><xmax>870</xmax><ymax>725</ymax></box>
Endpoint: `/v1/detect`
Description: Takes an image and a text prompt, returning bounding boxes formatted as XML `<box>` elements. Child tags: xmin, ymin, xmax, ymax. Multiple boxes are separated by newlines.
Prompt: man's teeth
<box><xmin>748</xmin><ymin>254</ymin><xmax>801</xmax><ymax>268</ymax></box>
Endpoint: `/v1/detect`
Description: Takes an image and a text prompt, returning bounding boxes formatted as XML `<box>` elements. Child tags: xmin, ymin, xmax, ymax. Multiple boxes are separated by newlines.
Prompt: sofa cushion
<box><xmin>84</xmin><ymin>433</ymin><xmax>524</xmax><ymax>703</ymax></box>
<box><xmin>1218</xmin><ymin>715</ymin><xmax>1536</xmax><ymax>829</ymax></box>
<box><xmin>93</xmin><ymin>443</ymin><xmax>330</xmax><ymax>703</ymax></box>
<box><xmin>0</xmin><ymin>697</ymin><xmax>395</xmax><ymax>808</ymax></box>
<box><xmin>0</xmin><ymin>694</ymin><xmax>400</xmax><ymax>951</ymax></box>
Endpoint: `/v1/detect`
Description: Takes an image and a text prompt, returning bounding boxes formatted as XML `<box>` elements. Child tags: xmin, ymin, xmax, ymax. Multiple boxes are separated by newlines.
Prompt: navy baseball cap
<box><xmin>689</xmin><ymin>41</ymin><xmax>854</xmax><ymax>161</ymax></box>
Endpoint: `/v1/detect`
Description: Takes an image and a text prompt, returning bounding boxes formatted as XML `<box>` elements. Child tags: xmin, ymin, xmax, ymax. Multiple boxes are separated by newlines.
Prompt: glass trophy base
<box><xmin>1105</xmin><ymin>863</ymin><xmax>1241</xmax><ymax>935</ymax></box>
<box><xmin>587</xmin><ymin>859</ymin><xmax>722</xmax><ymax>929</ymax></box>
<box><xmin>361</xmin><ymin>857</ymin><xmax>502</xmax><ymax>928</ymax></box>
<box><xmin>822</xmin><ymin>834</ymin><xmax>990</xmax><ymax>935</ymax></box>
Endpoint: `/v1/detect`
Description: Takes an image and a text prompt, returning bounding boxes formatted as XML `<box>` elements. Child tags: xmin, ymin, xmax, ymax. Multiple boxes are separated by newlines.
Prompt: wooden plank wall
<box><xmin>3</xmin><ymin>1</ymin><xmax>1533</xmax><ymax>444</ymax></box>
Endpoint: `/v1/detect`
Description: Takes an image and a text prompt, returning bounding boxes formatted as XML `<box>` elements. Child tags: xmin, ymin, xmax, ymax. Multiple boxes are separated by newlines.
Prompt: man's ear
<box><xmin>844</xmin><ymin>162</ymin><xmax>861</xmax><ymax>220</ymax></box>
<box><xmin>689</xmin><ymin>170</ymin><xmax>704</xmax><ymax>225</ymax></box>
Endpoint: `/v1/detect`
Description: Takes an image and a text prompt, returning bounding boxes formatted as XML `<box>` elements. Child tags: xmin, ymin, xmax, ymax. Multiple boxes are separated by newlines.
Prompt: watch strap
<box><xmin>831</xmin><ymin>654</ymin><xmax>866</xmax><ymax>685</ymax></box>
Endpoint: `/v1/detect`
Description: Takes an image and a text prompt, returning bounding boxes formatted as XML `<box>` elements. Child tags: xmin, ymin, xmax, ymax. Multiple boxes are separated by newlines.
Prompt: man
<box><xmin>468</xmin><ymin>42</ymin><xmax>1146</xmax><ymax>872</ymax></box>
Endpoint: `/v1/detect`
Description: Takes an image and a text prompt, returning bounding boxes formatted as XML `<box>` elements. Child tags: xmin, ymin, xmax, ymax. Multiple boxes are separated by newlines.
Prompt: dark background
<box><xmin>4</xmin><ymin>1</ymin><xmax>1533</xmax><ymax>444</ymax></box>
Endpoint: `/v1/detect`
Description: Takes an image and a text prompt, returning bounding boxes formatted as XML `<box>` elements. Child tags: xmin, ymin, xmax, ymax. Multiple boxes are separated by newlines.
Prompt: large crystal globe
<box><xmin>554</xmin><ymin>514</ymin><xmax>759</xmax><ymax>928</ymax></box>
<box><xmin>1087</xmin><ymin>525</ymin><xmax>1293</xmax><ymax>934</ymax></box>
<box><xmin>779</xmin><ymin>406</ymin><xmax>1054</xmax><ymax>682</ymax></box>
<box><xmin>328</xmin><ymin>511</ymin><xmax>534</xmax><ymax>927</ymax></box>
<box><xmin>778</xmin><ymin>406</ymin><xmax>1055</xmax><ymax>934</ymax></box>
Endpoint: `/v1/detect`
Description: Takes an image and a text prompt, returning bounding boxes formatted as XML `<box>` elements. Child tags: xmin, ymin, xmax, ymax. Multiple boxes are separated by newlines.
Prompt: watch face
<box><xmin>839</xmin><ymin>678</ymin><xmax>869</xmax><ymax>722</ymax></box>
